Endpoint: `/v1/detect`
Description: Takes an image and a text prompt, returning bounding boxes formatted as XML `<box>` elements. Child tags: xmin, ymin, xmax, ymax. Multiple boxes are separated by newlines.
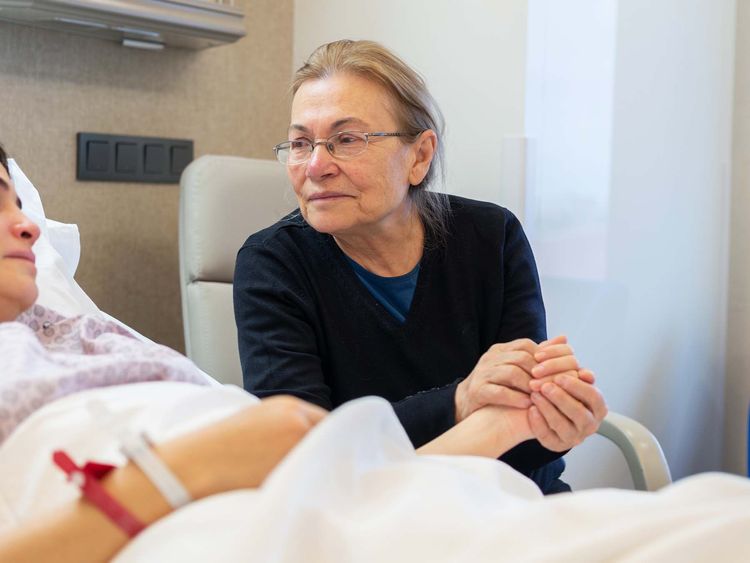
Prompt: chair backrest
<box><xmin>179</xmin><ymin>155</ymin><xmax>294</xmax><ymax>385</ymax></box>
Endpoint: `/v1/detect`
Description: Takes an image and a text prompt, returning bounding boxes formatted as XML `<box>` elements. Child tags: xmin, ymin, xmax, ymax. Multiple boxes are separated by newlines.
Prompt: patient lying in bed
<box><xmin>2</xmin><ymin>146</ymin><xmax>749</xmax><ymax>563</ymax></box>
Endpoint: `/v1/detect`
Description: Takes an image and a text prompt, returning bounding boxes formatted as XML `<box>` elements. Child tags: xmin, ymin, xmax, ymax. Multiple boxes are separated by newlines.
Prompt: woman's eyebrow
<box><xmin>288</xmin><ymin>117</ymin><xmax>369</xmax><ymax>134</ymax></box>
<box><xmin>331</xmin><ymin>117</ymin><xmax>367</xmax><ymax>130</ymax></box>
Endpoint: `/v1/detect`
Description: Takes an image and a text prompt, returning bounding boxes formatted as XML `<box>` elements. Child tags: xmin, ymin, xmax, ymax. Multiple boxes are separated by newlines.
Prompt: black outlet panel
<box><xmin>77</xmin><ymin>133</ymin><xmax>194</xmax><ymax>183</ymax></box>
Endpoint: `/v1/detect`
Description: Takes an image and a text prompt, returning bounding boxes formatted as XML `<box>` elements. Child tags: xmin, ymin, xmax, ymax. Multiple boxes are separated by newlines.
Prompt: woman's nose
<box><xmin>306</xmin><ymin>142</ymin><xmax>337</xmax><ymax>180</ymax></box>
<box><xmin>13</xmin><ymin>210</ymin><xmax>40</xmax><ymax>244</ymax></box>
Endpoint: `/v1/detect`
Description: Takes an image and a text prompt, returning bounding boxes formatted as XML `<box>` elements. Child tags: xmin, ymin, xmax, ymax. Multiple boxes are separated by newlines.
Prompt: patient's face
<box><xmin>0</xmin><ymin>164</ymin><xmax>40</xmax><ymax>322</ymax></box>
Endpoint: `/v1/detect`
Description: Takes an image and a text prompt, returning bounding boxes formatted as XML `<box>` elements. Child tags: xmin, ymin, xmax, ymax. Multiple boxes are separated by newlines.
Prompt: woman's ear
<box><xmin>408</xmin><ymin>130</ymin><xmax>437</xmax><ymax>186</ymax></box>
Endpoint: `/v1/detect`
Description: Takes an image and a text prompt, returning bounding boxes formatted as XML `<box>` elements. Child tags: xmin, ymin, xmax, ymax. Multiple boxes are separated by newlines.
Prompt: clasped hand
<box><xmin>454</xmin><ymin>336</ymin><xmax>607</xmax><ymax>452</ymax></box>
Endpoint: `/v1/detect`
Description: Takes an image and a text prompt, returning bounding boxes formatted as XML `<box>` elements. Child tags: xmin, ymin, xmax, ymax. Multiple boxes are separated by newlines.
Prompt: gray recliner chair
<box><xmin>179</xmin><ymin>155</ymin><xmax>295</xmax><ymax>389</ymax></box>
<box><xmin>179</xmin><ymin>154</ymin><xmax>672</xmax><ymax>492</ymax></box>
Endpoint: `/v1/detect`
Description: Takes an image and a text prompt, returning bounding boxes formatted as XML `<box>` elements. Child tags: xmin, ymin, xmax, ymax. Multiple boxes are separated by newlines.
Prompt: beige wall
<box><xmin>0</xmin><ymin>0</ymin><xmax>293</xmax><ymax>352</ymax></box>
<box><xmin>726</xmin><ymin>0</ymin><xmax>750</xmax><ymax>475</ymax></box>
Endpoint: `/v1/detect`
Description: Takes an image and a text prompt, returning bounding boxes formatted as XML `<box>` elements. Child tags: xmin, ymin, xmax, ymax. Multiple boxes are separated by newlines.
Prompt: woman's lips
<box><xmin>308</xmin><ymin>193</ymin><xmax>351</xmax><ymax>202</ymax></box>
<box><xmin>5</xmin><ymin>251</ymin><xmax>36</xmax><ymax>264</ymax></box>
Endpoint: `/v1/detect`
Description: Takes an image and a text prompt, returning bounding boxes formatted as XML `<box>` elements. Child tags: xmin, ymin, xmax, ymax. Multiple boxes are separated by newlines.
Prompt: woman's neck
<box><xmin>333</xmin><ymin>209</ymin><xmax>424</xmax><ymax>277</ymax></box>
<box><xmin>0</xmin><ymin>301</ymin><xmax>26</xmax><ymax>323</ymax></box>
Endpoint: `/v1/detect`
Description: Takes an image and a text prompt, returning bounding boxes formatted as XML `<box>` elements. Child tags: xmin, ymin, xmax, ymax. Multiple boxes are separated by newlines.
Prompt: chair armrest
<box><xmin>596</xmin><ymin>411</ymin><xmax>672</xmax><ymax>491</ymax></box>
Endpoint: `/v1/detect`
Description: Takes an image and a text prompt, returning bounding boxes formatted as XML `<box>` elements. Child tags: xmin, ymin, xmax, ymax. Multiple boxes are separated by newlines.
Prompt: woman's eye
<box><xmin>338</xmin><ymin>135</ymin><xmax>358</xmax><ymax>145</ymax></box>
<box><xmin>290</xmin><ymin>139</ymin><xmax>310</xmax><ymax>150</ymax></box>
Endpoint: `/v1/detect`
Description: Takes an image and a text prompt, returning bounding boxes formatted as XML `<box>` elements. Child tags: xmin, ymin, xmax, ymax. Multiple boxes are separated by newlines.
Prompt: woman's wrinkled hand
<box><xmin>527</xmin><ymin>368</ymin><xmax>607</xmax><ymax>452</ymax></box>
<box><xmin>455</xmin><ymin>335</ymin><xmax>589</xmax><ymax>423</ymax></box>
<box><xmin>454</xmin><ymin>338</ymin><xmax>539</xmax><ymax>423</ymax></box>
<box><xmin>454</xmin><ymin>334</ymin><xmax>606</xmax><ymax>451</ymax></box>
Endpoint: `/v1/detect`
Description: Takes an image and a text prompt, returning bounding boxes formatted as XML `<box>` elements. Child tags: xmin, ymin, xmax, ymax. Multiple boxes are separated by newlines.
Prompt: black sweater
<box><xmin>234</xmin><ymin>195</ymin><xmax>564</xmax><ymax>477</ymax></box>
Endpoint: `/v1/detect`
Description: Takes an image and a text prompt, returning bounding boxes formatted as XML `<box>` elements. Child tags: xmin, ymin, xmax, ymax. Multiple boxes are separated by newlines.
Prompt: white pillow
<box><xmin>47</xmin><ymin>219</ymin><xmax>81</xmax><ymax>278</ymax></box>
<box><xmin>9</xmin><ymin>159</ymin><xmax>99</xmax><ymax>317</ymax></box>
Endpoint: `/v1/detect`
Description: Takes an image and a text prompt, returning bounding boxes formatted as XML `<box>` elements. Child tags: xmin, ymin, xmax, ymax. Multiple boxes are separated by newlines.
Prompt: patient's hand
<box><xmin>160</xmin><ymin>395</ymin><xmax>327</xmax><ymax>499</ymax></box>
<box><xmin>454</xmin><ymin>338</ymin><xmax>538</xmax><ymax>423</ymax></box>
<box><xmin>418</xmin><ymin>403</ymin><xmax>533</xmax><ymax>458</ymax></box>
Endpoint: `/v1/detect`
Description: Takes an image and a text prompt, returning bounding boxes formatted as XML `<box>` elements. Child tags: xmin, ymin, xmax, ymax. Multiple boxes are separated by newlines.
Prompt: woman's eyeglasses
<box><xmin>273</xmin><ymin>131</ymin><xmax>412</xmax><ymax>165</ymax></box>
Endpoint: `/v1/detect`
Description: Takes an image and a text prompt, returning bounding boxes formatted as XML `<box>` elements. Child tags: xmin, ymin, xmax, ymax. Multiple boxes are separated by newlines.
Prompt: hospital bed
<box><xmin>6</xmin><ymin>158</ymin><xmax>749</xmax><ymax>562</ymax></box>
<box><xmin>178</xmin><ymin>155</ymin><xmax>673</xmax><ymax>492</ymax></box>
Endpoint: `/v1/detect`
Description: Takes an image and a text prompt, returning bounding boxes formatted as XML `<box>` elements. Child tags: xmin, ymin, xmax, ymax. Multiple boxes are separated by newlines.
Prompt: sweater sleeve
<box><xmin>391</xmin><ymin>381</ymin><xmax>461</xmax><ymax>448</ymax></box>
<box><xmin>234</xmin><ymin>241</ymin><xmax>333</xmax><ymax>410</ymax></box>
<box><xmin>495</xmin><ymin>210</ymin><xmax>568</xmax><ymax>474</ymax></box>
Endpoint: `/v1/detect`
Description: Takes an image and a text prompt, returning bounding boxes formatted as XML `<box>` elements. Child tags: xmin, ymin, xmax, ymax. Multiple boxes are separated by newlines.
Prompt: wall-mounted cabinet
<box><xmin>0</xmin><ymin>0</ymin><xmax>246</xmax><ymax>50</ymax></box>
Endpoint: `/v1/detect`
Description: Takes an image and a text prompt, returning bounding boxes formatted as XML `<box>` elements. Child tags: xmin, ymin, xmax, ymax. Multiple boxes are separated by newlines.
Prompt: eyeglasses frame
<box><xmin>272</xmin><ymin>131</ymin><xmax>414</xmax><ymax>165</ymax></box>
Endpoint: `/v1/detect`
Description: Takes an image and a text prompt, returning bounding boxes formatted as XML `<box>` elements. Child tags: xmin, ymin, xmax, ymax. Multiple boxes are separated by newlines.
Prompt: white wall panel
<box><xmin>533</xmin><ymin>0</ymin><xmax>736</xmax><ymax>486</ymax></box>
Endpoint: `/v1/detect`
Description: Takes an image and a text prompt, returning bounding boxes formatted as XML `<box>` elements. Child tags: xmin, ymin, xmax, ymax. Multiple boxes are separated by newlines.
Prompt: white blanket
<box><xmin>1</xmin><ymin>383</ymin><xmax>748</xmax><ymax>562</ymax></box>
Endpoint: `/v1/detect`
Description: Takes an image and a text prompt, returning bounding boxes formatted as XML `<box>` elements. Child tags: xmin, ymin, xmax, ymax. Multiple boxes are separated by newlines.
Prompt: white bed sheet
<box><xmin>1</xmin><ymin>383</ymin><xmax>747</xmax><ymax>562</ymax></box>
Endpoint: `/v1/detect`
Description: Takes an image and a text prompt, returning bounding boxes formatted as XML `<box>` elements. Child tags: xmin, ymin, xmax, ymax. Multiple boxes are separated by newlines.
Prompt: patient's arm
<box><xmin>417</xmin><ymin>404</ymin><xmax>533</xmax><ymax>458</ymax></box>
<box><xmin>0</xmin><ymin>396</ymin><xmax>326</xmax><ymax>563</ymax></box>
<box><xmin>0</xmin><ymin>397</ymin><xmax>533</xmax><ymax>562</ymax></box>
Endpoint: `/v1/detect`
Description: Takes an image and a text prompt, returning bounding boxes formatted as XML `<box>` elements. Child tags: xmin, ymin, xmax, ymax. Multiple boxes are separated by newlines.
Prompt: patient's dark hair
<box><xmin>0</xmin><ymin>144</ymin><xmax>8</xmax><ymax>175</ymax></box>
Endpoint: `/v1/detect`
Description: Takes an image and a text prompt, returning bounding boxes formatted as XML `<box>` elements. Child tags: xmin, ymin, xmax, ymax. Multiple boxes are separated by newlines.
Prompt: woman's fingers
<box><xmin>528</xmin><ymin>370</ymin><xmax>579</xmax><ymax>392</ymax></box>
<box><xmin>457</xmin><ymin>337</ymin><xmax>593</xmax><ymax>423</ymax></box>
<box><xmin>554</xmin><ymin>374</ymin><xmax>608</xmax><ymax>422</ymax></box>
<box><xmin>485</xmin><ymin>364</ymin><xmax>534</xmax><ymax>393</ymax></box>
<box><xmin>534</xmin><ymin>343</ymin><xmax>573</xmax><ymax>362</ymax></box>
<box><xmin>538</xmin><ymin>334</ymin><xmax>567</xmax><ymax>348</ymax></box>
<box><xmin>529</xmin><ymin>392</ymin><xmax>574</xmax><ymax>451</ymax></box>
<box><xmin>528</xmin><ymin>405</ymin><xmax>561</xmax><ymax>450</ymax></box>
<box><xmin>528</xmin><ymin>376</ymin><xmax>608</xmax><ymax>450</ymax></box>
<box><xmin>577</xmin><ymin>368</ymin><xmax>596</xmax><ymax>385</ymax></box>
<box><xmin>480</xmin><ymin>383</ymin><xmax>533</xmax><ymax>409</ymax></box>
<box><xmin>489</xmin><ymin>338</ymin><xmax>538</xmax><ymax>357</ymax></box>
<box><xmin>539</xmin><ymin>382</ymin><xmax>595</xmax><ymax>440</ymax></box>
<box><xmin>486</xmin><ymin>349</ymin><xmax>537</xmax><ymax>375</ymax></box>
<box><xmin>531</xmin><ymin>354</ymin><xmax>579</xmax><ymax>378</ymax></box>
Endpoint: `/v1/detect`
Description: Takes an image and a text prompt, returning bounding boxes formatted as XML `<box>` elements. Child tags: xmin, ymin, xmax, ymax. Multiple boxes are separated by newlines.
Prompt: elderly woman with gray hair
<box><xmin>234</xmin><ymin>39</ymin><xmax>607</xmax><ymax>493</ymax></box>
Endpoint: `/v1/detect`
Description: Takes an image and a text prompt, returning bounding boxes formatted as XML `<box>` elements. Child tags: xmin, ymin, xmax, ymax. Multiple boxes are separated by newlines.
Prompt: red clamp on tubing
<box><xmin>53</xmin><ymin>450</ymin><xmax>146</xmax><ymax>537</ymax></box>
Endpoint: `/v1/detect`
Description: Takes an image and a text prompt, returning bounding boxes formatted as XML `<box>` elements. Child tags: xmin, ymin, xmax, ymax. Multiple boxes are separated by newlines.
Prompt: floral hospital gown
<box><xmin>0</xmin><ymin>304</ymin><xmax>212</xmax><ymax>444</ymax></box>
